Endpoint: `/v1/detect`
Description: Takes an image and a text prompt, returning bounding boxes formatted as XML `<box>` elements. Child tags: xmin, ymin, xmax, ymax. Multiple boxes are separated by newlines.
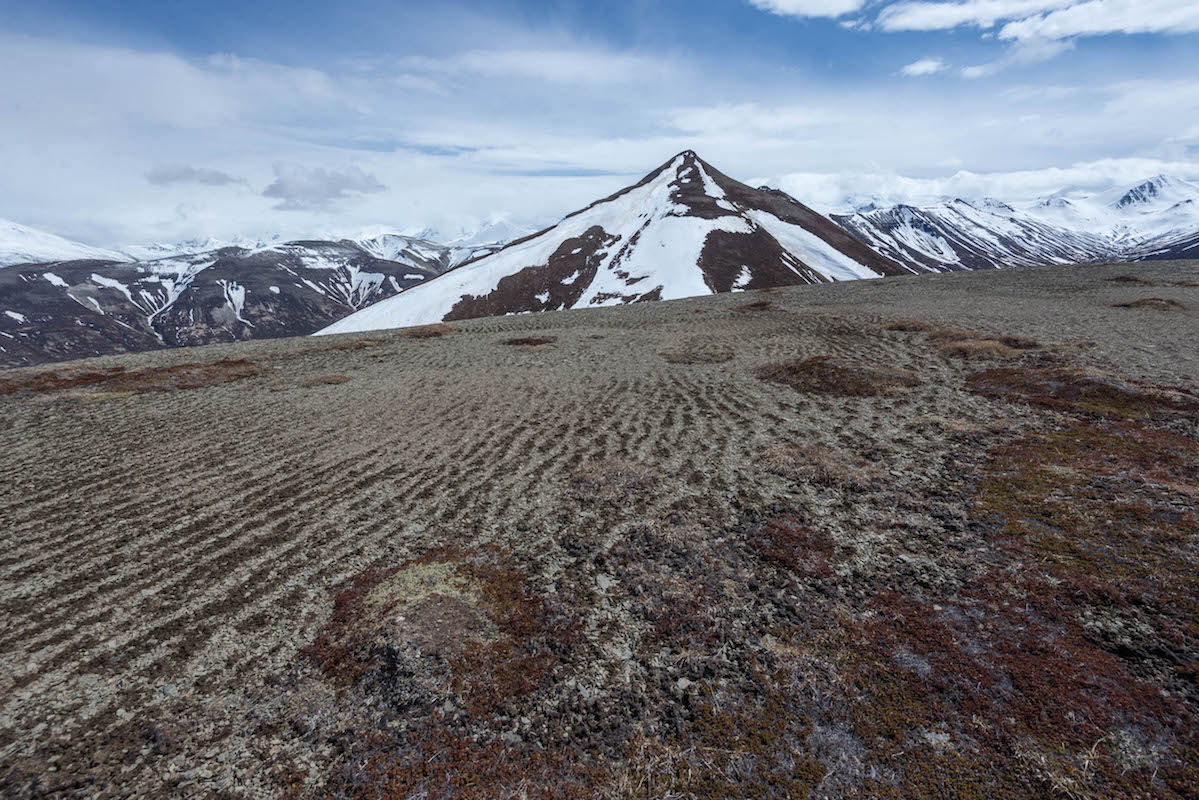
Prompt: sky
<box><xmin>1</xmin><ymin>0</ymin><xmax>1198</xmax><ymax>247</ymax></box>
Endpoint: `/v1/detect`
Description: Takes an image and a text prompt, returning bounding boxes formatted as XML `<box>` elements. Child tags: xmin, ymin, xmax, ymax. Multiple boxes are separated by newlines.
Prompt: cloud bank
<box><xmin>262</xmin><ymin>164</ymin><xmax>387</xmax><ymax>210</ymax></box>
<box><xmin>146</xmin><ymin>165</ymin><xmax>242</xmax><ymax>186</ymax></box>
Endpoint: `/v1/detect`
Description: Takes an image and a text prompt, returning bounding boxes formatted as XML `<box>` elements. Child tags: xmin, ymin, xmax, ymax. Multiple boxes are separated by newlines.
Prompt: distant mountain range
<box><xmin>831</xmin><ymin>175</ymin><xmax>1199</xmax><ymax>272</ymax></box>
<box><xmin>0</xmin><ymin>240</ymin><xmax>446</xmax><ymax>366</ymax></box>
<box><xmin>2</xmin><ymin>159</ymin><xmax>1197</xmax><ymax>367</ymax></box>
<box><xmin>0</xmin><ymin>220</ymin><xmax>531</xmax><ymax>367</ymax></box>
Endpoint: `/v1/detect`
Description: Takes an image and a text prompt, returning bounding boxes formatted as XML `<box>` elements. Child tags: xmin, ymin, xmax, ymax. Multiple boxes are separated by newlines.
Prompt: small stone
<box><xmin>676</xmin><ymin>678</ymin><xmax>692</xmax><ymax>692</ymax></box>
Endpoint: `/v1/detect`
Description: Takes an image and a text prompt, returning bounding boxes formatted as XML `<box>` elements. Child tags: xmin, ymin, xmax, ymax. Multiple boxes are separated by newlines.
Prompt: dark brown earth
<box><xmin>1</xmin><ymin>260</ymin><xmax>1197</xmax><ymax>798</ymax></box>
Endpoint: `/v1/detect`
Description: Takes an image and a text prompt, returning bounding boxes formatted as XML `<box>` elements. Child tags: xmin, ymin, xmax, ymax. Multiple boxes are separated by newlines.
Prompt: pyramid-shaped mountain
<box><xmin>319</xmin><ymin>151</ymin><xmax>905</xmax><ymax>335</ymax></box>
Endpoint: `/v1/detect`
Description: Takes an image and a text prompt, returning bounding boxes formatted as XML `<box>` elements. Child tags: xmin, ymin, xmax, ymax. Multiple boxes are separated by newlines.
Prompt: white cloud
<box><xmin>1000</xmin><ymin>0</ymin><xmax>1199</xmax><ymax>41</ymax></box>
<box><xmin>397</xmin><ymin>48</ymin><xmax>673</xmax><ymax>86</ymax></box>
<box><xmin>961</xmin><ymin>36</ymin><xmax>1074</xmax><ymax>77</ymax></box>
<box><xmin>767</xmin><ymin>156</ymin><xmax>1199</xmax><ymax>212</ymax></box>
<box><xmin>668</xmin><ymin>104</ymin><xmax>831</xmax><ymax>135</ymax></box>
<box><xmin>877</xmin><ymin>0</ymin><xmax>1199</xmax><ymax>40</ymax></box>
<box><xmin>746</xmin><ymin>0</ymin><xmax>867</xmax><ymax>19</ymax></box>
<box><xmin>900</xmin><ymin>57</ymin><xmax>948</xmax><ymax>76</ymax></box>
<box><xmin>878</xmin><ymin>1</ymin><xmax>1077</xmax><ymax>32</ymax></box>
<box><xmin>0</xmin><ymin>19</ymin><xmax>1196</xmax><ymax>248</ymax></box>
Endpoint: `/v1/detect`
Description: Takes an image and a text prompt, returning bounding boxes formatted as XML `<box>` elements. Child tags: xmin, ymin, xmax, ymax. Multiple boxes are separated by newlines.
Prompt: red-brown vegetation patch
<box><xmin>831</xmin><ymin>410</ymin><xmax>1199</xmax><ymax>797</ymax></box>
<box><xmin>754</xmin><ymin>355</ymin><xmax>919</xmax><ymax>397</ymax></box>
<box><xmin>0</xmin><ymin>359</ymin><xmax>261</xmax><ymax>396</ymax></box>
<box><xmin>449</xmin><ymin>554</ymin><xmax>582</xmax><ymax>716</ymax></box>
<box><xmin>303</xmin><ymin>548</ymin><xmax>576</xmax><ymax>695</ymax></box>
<box><xmin>977</xmin><ymin>423</ymin><xmax>1199</xmax><ymax>644</ymax></box>
<box><xmin>400</xmin><ymin>322</ymin><xmax>457</xmax><ymax>339</ymax></box>
<box><xmin>848</xmin><ymin>582</ymin><xmax>1194</xmax><ymax>798</ymax></box>
<box><xmin>763</xmin><ymin>443</ymin><xmax>879</xmax><ymax>491</ymax></box>
<box><xmin>733</xmin><ymin>300</ymin><xmax>777</xmax><ymax>312</ymax></box>
<box><xmin>619</xmin><ymin>671</ymin><xmax>827</xmax><ymax>799</ymax></box>
<box><xmin>967</xmin><ymin>365</ymin><xmax>1199</xmax><ymax>418</ymax></box>
<box><xmin>297</xmin><ymin>548</ymin><xmax>588</xmax><ymax>798</ymax></box>
<box><xmin>298</xmin><ymin>374</ymin><xmax>350</xmax><ymax>387</ymax></box>
<box><xmin>931</xmin><ymin>420</ymin><xmax>1199</xmax><ymax>794</ymax></box>
<box><xmin>501</xmin><ymin>336</ymin><xmax>556</xmax><ymax>346</ymax></box>
<box><xmin>317</xmin><ymin>729</ymin><xmax>601</xmax><ymax>800</ymax></box>
<box><xmin>1113</xmin><ymin>297</ymin><xmax>1185</xmax><ymax>311</ymax></box>
<box><xmin>748</xmin><ymin>515</ymin><xmax>834</xmax><ymax>578</ymax></box>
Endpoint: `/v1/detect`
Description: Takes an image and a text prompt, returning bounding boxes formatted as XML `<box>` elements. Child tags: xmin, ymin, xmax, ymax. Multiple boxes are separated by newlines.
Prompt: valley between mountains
<box><xmin>1</xmin><ymin>261</ymin><xmax>1196</xmax><ymax>798</ymax></box>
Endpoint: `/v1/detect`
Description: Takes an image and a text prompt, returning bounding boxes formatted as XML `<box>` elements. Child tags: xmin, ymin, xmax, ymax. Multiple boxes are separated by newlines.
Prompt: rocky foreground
<box><xmin>1</xmin><ymin>261</ymin><xmax>1197</xmax><ymax>798</ymax></box>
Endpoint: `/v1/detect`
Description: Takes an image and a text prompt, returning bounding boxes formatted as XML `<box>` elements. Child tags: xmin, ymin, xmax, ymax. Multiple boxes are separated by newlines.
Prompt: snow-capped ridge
<box><xmin>836</xmin><ymin>173</ymin><xmax>1199</xmax><ymax>272</ymax></box>
<box><xmin>0</xmin><ymin>218</ymin><xmax>127</xmax><ymax>267</ymax></box>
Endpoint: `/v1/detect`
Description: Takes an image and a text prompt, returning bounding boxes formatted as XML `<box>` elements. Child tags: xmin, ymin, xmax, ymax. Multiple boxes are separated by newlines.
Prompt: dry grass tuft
<box><xmin>733</xmin><ymin>300</ymin><xmax>777</xmax><ymax>312</ymax></box>
<box><xmin>328</xmin><ymin>337</ymin><xmax>383</xmax><ymax>351</ymax></box>
<box><xmin>400</xmin><ymin>322</ymin><xmax>457</xmax><ymax>339</ymax></box>
<box><xmin>501</xmin><ymin>336</ymin><xmax>556</xmax><ymax>346</ymax></box>
<box><xmin>924</xmin><ymin>326</ymin><xmax>1040</xmax><ymax>360</ymax></box>
<box><xmin>1112</xmin><ymin>297</ymin><xmax>1185</xmax><ymax>311</ymax></box>
<box><xmin>0</xmin><ymin>359</ymin><xmax>261</xmax><ymax>396</ymax></box>
<box><xmin>754</xmin><ymin>355</ymin><xmax>919</xmax><ymax>397</ymax></box>
<box><xmin>299</xmin><ymin>374</ymin><xmax>350</xmax><ymax>387</ymax></box>
<box><xmin>568</xmin><ymin>458</ymin><xmax>657</xmax><ymax>504</ymax></box>
<box><xmin>763</xmin><ymin>443</ymin><xmax>879</xmax><ymax>491</ymax></box>
<box><xmin>883</xmin><ymin>318</ymin><xmax>937</xmax><ymax>332</ymax></box>
<box><xmin>935</xmin><ymin>339</ymin><xmax>1022</xmax><ymax>360</ymax></box>
<box><xmin>925</xmin><ymin>326</ymin><xmax>981</xmax><ymax>343</ymax></box>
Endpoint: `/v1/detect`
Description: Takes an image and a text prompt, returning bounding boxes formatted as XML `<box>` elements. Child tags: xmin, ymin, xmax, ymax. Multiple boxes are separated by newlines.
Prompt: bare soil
<box><xmin>1</xmin><ymin>261</ymin><xmax>1197</xmax><ymax>798</ymax></box>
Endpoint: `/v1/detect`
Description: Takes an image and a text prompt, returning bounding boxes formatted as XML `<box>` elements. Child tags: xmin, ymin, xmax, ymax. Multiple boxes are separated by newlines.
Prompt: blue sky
<box><xmin>1</xmin><ymin>0</ymin><xmax>1197</xmax><ymax>245</ymax></box>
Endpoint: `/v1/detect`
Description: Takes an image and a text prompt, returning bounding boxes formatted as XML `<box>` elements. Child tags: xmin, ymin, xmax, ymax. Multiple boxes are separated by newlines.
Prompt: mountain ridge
<box><xmin>830</xmin><ymin>174</ymin><xmax>1199</xmax><ymax>272</ymax></box>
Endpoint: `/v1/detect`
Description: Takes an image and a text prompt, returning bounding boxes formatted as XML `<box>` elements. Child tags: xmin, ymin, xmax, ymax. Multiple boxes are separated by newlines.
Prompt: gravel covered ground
<box><xmin>1</xmin><ymin>260</ymin><xmax>1197</xmax><ymax>798</ymax></box>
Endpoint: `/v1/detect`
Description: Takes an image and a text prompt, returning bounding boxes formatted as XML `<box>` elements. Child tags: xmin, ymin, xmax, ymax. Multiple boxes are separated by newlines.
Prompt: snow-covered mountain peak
<box><xmin>318</xmin><ymin>153</ymin><xmax>903</xmax><ymax>336</ymax></box>
<box><xmin>974</xmin><ymin>198</ymin><xmax>1016</xmax><ymax>214</ymax></box>
<box><xmin>1112</xmin><ymin>174</ymin><xmax>1199</xmax><ymax>212</ymax></box>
